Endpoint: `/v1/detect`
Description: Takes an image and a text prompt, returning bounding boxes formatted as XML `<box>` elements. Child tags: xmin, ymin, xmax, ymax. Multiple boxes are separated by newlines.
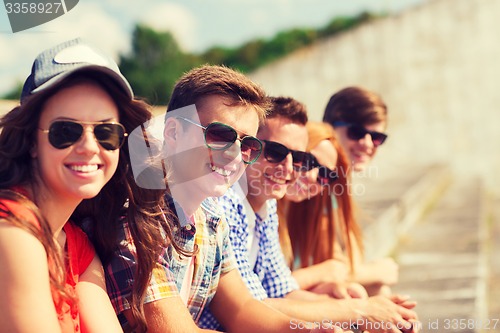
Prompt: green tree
<box><xmin>120</xmin><ymin>24</ymin><xmax>201</xmax><ymax>105</ymax></box>
<box><xmin>2</xmin><ymin>82</ymin><xmax>23</xmax><ymax>101</ymax></box>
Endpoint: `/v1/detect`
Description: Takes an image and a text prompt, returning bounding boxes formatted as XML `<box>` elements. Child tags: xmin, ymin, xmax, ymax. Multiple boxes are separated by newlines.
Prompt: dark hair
<box><xmin>167</xmin><ymin>65</ymin><xmax>270</xmax><ymax>122</ymax></box>
<box><xmin>0</xmin><ymin>70</ymin><xmax>174</xmax><ymax>333</ymax></box>
<box><xmin>266</xmin><ymin>96</ymin><xmax>309</xmax><ymax>125</ymax></box>
<box><xmin>323</xmin><ymin>86</ymin><xmax>387</xmax><ymax>127</ymax></box>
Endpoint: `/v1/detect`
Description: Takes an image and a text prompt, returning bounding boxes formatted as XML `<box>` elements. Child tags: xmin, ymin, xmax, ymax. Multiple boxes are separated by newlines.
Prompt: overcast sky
<box><xmin>0</xmin><ymin>0</ymin><xmax>424</xmax><ymax>96</ymax></box>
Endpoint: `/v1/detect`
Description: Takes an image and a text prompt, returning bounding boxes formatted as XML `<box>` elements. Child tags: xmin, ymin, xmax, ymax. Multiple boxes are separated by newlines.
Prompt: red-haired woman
<box><xmin>279</xmin><ymin>121</ymin><xmax>397</xmax><ymax>298</ymax></box>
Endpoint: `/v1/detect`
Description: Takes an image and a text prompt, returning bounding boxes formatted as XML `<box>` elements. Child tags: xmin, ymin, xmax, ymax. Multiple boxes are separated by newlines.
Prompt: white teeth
<box><xmin>69</xmin><ymin>165</ymin><xmax>99</xmax><ymax>173</ymax></box>
<box><xmin>211</xmin><ymin>165</ymin><xmax>231</xmax><ymax>177</ymax></box>
<box><xmin>268</xmin><ymin>175</ymin><xmax>287</xmax><ymax>185</ymax></box>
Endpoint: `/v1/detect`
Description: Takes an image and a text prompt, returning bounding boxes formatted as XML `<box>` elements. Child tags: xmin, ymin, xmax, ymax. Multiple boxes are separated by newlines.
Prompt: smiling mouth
<box><xmin>211</xmin><ymin>164</ymin><xmax>232</xmax><ymax>177</ymax></box>
<box><xmin>266</xmin><ymin>174</ymin><xmax>288</xmax><ymax>185</ymax></box>
<box><xmin>67</xmin><ymin>164</ymin><xmax>101</xmax><ymax>173</ymax></box>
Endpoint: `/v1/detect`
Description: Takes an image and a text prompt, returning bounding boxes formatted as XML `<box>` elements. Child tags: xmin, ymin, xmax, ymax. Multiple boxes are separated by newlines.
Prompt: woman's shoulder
<box><xmin>0</xmin><ymin>196</ymin><xmax>39</xmax><ymax>227</ymax></box>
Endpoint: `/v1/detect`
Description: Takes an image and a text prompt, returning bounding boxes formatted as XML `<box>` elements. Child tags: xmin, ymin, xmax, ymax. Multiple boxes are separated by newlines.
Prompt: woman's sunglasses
<box><xmin>334</xmin><ymin>121</ymin><xmax>388</xmax><ymax>147</ymax></box>
<box><xmin>308</xmin><ymin>155</ymin><xmax>339</xmax><ymax>186</ymax></box>
<box><xmin>178</xmin><ymin>117</ymin><xmax>262</xmax><ymax>164</ymax></box>
<box><xmin>39</xmin><ymin>120</ymin><xmax>127</xmax><ymax>151</ymax></box>
<box><xmin>263</xmin><ymin>140</ymin><xmax>315</xmax><ymax>171</ymax></box>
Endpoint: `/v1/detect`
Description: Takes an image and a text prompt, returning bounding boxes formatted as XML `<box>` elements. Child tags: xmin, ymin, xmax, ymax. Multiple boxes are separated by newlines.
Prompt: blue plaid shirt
<box><xmin>198</xmin><ymin>186</ymin><xmax>299</xmax><ymax>330</ymax></box>
<box><xmin>105</xmin><ymin>196</ymin><xmax>237</xmax><ymax>329</ymax></box>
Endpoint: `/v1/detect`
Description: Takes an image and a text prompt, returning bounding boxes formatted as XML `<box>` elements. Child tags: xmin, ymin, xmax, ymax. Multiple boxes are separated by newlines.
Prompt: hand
<box><xmin>389</xmin><ymin>294</ymin><xmax>417</xmax><ymax>310</ymax></box>
<box><xmin>356</xmin><ymin>295</ymin><xmax>419</xmax><ymax>333</ymax></box>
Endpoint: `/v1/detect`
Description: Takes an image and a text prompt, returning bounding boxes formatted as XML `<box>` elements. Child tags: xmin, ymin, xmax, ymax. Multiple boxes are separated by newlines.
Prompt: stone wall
<box><xmin>249</xmin><ymin>0</ymin><xmax>500</xmax><ymax>194</ymax></box>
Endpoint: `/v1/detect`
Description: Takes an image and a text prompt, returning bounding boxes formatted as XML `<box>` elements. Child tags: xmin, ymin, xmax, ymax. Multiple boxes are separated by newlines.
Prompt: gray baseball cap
<box><xmin>21</xmin><ymin>38</ymin><xmax>133</xmax><ymax>103</ymax></box>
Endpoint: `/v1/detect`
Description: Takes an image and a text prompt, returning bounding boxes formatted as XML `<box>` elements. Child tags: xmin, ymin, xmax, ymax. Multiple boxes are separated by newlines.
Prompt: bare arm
<box><xmin>352</xmin><ymin>258</ymin><xmax>399</xmax><ymax>287</ymax></box>
<box><xmin>121</xmin><ymin>297</ymin><xmax>219</xmax><ymax>333</ymax></box>
<box><xmin>211</xmin><ymin>270</ymin><xmax>347</xmax><ymax>333</ymax></box>
<box><xmin>292</xmin><ymin>259</ymin><xmax>350</xmax><ymax>290</ymax></box>
<box><xmin>0</xmin><ymin>223</ymin><xmax>61</xmax><ymax>333</ymax></box>
<box><xmin>77</xmin><ymin>255</ymin><xmax>123</xmax><ymax>333</ymax></box>
<box><xmin>264</xmin><ymin>290</ymin><xmax>419</xmax><ymax>333</ymax></box>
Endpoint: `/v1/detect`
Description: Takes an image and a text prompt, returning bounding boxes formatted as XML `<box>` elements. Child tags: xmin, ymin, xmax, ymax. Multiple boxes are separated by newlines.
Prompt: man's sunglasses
<box><xmin>309</xmin><ymin>155</ymin><xmax>339</xmax><ymax>186</ymax></box>
<box><xmin>39</xmin><ymin>120</ymin><xmax>127</xmax><ymax>151</ymax></box>
<box><xmin>334</xmin><ymin>121</ymin><xmax>388</xmax><ymax>147</ymax></box>
<box><xmin>178</xmin><ymin>117</ymin><xmax>262</xmax><ymax>164</ymax></box>
<box><xmin>263</xmin><ymin>140</ymin><xmax>315</xmax><ymax>171</ymax></box>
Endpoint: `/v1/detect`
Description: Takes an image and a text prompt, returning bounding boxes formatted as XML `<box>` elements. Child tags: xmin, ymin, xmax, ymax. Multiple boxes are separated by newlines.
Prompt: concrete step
<box><xmin>487</xmin><ymin>196</ymin><xmax>500</xmax><ymax>328</ymax></box>
<box><xmin>354</xmin><ymin>163</ymin><xmax>452</xmax><ymax>261</ymax></box>
<box><xmin>392</xmin><ymin>178</ymin><xmax>490</xmax><ymax>333</ymax></box>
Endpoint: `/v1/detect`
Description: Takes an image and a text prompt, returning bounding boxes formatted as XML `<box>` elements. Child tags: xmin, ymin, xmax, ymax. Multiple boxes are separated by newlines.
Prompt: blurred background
<box><xmin>2</xmin><ymin>0</ymin><xmax>500</xmax><ymax>328</ymax></box>
<box><xmin>1</xmin><ymin>0</ymin><xmax>498</xmax><ymax>196</ymax></box>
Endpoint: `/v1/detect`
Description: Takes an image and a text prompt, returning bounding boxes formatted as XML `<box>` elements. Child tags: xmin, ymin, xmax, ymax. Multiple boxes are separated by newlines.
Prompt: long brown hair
<box><xmin>0</xmin><ymin>71</ymin><xmax>176</xmax><ymax>333</ymax></box>
<box><xmin>278</xmin><ymin>121</ymin><xmax>363</xmax><ymax>273</ymax></box>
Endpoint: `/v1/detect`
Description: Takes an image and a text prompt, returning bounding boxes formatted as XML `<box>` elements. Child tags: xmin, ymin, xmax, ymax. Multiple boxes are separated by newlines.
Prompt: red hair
<box><xmin>278</xmin><ymin>121</ymin><xmax>363</xmax><ymax>273</ymax></box>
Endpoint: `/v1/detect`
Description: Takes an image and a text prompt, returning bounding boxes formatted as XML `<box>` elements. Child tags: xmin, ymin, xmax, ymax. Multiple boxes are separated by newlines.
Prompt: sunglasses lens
<box><xmin>296</xmin><ymin>153</ymin><xmax>317</xmax><ymax>171</ymax></box>
<box><xmin>94</xmin><ymin>123</ymin><xmax>126</xmax><ymax>150</ymax></box>
<box><xmin>291</xmin><ymin>151</ymin><xmax>313</xmax><ymax>171</ymax></box>
<box><xmin>47</xmin><ymin>121</ymin><xmax>126</xmax><ymax>150</ymax></box>
<box><xmin>240</xmin><ymin>137</ymin><xmax>262</xmax><ymax>164</ymax></box>
<box><xmin>205</xmin><ymin>123</ymin><xmax>237</xmax><ymax>150</ymax></box>
<box><xmin>347</xmin><ymin>125</ymin><xmax>387</xmax><ymax>147</ymax></box>
<box><xmin>371</xmin><ymin>132</ymin><xmax>387</xmax><ymax>146</ymax></box>
<box><xmin>264</xmin><ymin>141</ymin><xmax>288</xmax><ymax>163</ymax></box>
<box><xmin>347</xmin><ymin>125</ymin><xmax>367</xmax><ymax>141</ymax></box>
<box><xmin>48</xmin><ymin>121</ymin><xmax>83</xmax><ymax>149</ymax></box>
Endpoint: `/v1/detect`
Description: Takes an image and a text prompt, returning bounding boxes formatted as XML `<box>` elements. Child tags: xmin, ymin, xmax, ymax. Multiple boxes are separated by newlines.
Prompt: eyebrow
<box><xmin>51</xmin><ymin>117</ymin><xmax>118</xmax><ymax>122</ymax></box>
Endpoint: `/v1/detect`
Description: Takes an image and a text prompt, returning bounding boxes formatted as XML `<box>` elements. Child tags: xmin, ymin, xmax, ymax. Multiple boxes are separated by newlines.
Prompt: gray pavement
<box><xmin>488</xmin><ymin>197</ymin><xmax>500</xmax><ymax>326</ymax></box>
<box><xmin>355</xmin><ymin>163</ymin><xmax>451</xmax><ymax>261</ymax></box>
<box><xmin>354</xmin><ymin>162</ymin><xmax>497</xmax><ymax>332</ymax></box>
<box><xmin>391</xmin><ymin>178</ymin><xmax>492</xmax><ymax>332</ymax></box>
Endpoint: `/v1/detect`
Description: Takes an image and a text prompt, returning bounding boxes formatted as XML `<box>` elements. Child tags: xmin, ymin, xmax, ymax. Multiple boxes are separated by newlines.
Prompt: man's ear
<box><xmin>163</xmin><ymin>117</ymin><xmax>181</xmax><ymax>148</ymax></box>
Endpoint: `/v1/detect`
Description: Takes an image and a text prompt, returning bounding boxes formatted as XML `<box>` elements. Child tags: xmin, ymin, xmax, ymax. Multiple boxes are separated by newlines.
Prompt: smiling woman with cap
<box><xmin>0</xmin><ymin>38</ymin><xmax>157</xmax><ymax>333</ymax></box>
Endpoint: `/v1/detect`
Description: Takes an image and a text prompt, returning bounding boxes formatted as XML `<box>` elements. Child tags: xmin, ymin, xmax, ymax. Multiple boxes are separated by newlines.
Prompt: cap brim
<box><xmin>31</xmin><ymin>64</ymin><xmax>134</xmax><ymax>100</ymax></box>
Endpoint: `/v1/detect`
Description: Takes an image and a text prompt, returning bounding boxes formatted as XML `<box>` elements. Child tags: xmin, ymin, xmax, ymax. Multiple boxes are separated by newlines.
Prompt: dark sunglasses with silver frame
<box><xmin>39</xmin><ymin>120</ymin><xmax>127</xmax><ymax>151</ymax></box>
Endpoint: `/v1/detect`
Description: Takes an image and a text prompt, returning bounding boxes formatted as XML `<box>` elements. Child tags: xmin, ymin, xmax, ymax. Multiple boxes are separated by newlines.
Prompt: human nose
<box><xmin>282</xmin><ymin>152</ymin><xmax>295</xmax><ymax>177</ymax></box>
<box><xmin>359</xmin><ymin>133</ymin><xmax>375</xmax><ymax>149</ymax></box>
<box><xmin>74</xmin><ymin>126</ymin><xmax>100</xmax><ymax>154</ymax></box>
<box><xmin>222</xmin><ymin>140</ymin><xmax>243</xmax><ymax>164</ymax></box>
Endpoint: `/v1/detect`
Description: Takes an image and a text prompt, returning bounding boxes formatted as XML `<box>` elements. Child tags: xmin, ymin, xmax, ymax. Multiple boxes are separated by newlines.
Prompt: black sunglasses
<box><xmin>263</xmin><ymin>140</ymin><xmax>315</xmax><ymax>171</ymax></box>
<box><xmin>178</xmin><ymin>117</ymin><xmax>262</xmax><ymax>164</ymax></box>
<box><xmin>39</xmin><ymin>120</ymin><xmax>127</xmax><ymax>151</ymax></box>
<box><xmin>334</xmin><ymin>122</ymin><xmax>387</xmax><ymax>147</ymax></box>
<box><xmin>308</xmin><ymin>155</ymin><xmax>339</xmax><ymax>186</ymax></box>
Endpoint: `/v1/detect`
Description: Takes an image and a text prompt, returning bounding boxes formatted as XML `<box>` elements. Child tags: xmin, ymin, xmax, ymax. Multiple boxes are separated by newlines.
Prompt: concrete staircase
<box><xmin>355</xmin><ymin>164</ymin><xmax>497</xmax><ymax>332</ymax></box>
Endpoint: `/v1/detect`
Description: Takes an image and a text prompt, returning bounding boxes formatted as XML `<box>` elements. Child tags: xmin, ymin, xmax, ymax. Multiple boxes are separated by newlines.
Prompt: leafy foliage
<box><xmin>2</xmin><ymin>11</ymin><xmax>382</xmax><ymax>103</ymax></box>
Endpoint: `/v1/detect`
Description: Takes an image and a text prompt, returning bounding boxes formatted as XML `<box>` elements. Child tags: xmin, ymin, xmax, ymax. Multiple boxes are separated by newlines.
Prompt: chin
<box><xmin>74</xmin><ymin>185</ymin><xmax>105</xmax><ymax>200</ymax></box>
<box><xmin>209</xmin><ymin>185</ymin><xmax>231</xmax><ymax>198</ymax></box>
<box><xmin>271</xmin><ymin>189</ymin><xmax>287</xmax><ymax>200</ymax></box>
<box><xmin>353</xmin><ymin>163</ymin><xmax>369</xmax><ymax>172</ymax></box>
